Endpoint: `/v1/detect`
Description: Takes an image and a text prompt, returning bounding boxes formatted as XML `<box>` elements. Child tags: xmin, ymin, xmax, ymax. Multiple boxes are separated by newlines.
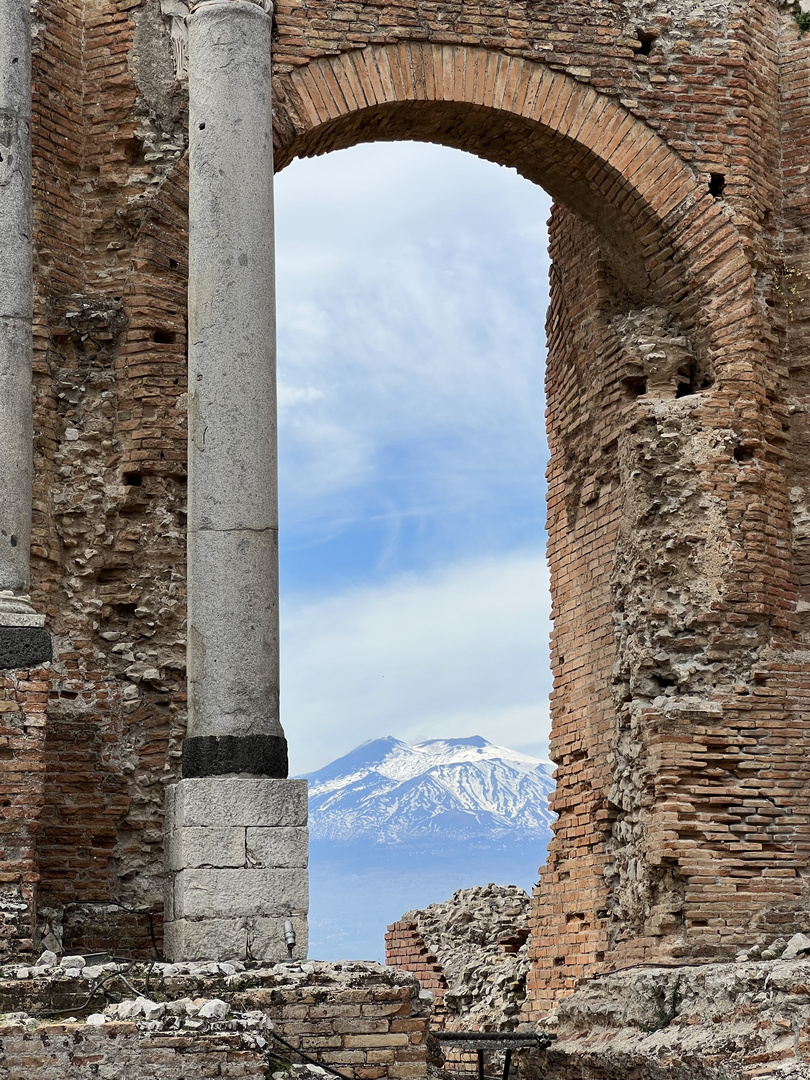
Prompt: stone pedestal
<box><xmin>164</xmin><ymin>778</ymin><xmax>309</xmax><ymax>961</ymax></box>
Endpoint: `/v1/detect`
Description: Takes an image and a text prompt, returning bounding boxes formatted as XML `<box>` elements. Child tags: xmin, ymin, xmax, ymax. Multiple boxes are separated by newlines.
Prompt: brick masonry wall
<box><xmin>0</xmin><ymin>960</ymin><xmax>430</xmax><ymax>1080</ymax></box>
<box><xmin>385</xmin><ymin>922</ymin><xmax>449</xmax><ymax>1011</ymax></box>
<box><xmin>0</xmin><ymin>670</ymin><xmax>49</xmax><ymax>960</ymax></box>
<box><xmin>9</xmin><ymin>0</ymin><xmax>810</xmax><ymax>1019</ymax></box>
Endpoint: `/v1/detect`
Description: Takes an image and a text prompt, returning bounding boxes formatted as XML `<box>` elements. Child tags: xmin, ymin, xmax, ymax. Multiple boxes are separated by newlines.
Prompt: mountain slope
<box><xmin>301</xmin><ymin>736</ymin><xmax>556</xmax><ymax>961</ymax></box>
<box><xmin>303</xmin><ymin>736</ymin><xmax>556</xmax><ymax>842</ymax></box>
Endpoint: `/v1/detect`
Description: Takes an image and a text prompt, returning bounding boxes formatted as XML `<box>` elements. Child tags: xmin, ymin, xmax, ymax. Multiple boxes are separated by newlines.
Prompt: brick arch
<box><xmin>273</xmin><ymin>43</ymin><xmax>761</xmax><ymax>376</ymax></box>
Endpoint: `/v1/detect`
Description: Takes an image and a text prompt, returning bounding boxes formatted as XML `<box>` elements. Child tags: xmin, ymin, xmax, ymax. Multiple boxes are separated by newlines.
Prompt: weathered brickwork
<box><xmin>4</xmin><ymin>0</ymin><xmax>810</xmax><ymax>1024</ymax></box>
<box><xmin>0</xmin><ymin>960</ymin><xmax>430</xmax><ymax>1080</ymax></box>
<box><xmin>386</xmin><ymin>922</ymin><xmax>448</xmax><ymax>1005</ymax></box>
<box><xmin>0</xmin><ymin>670</ymin><xmax>49</xmax><ymax>959</ymax></box>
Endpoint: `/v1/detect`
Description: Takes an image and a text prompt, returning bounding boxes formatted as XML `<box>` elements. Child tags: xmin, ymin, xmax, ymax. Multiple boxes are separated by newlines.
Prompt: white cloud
<box><xmin>275</xmin><ymin>142</ymin><xmax>552</xmax><ymax>554</ymax></box>
<box><xmin>275</xmin><ymin>142</ymin><xmax>554</xmax><ymax>773</ymax></box>
<box><xmin>278</xmin><ymin>384</ymin><xmax>326</xmax><ymax>408</ymax></box>
<box><xmin>282</xmin><ymin>551</ymin><xmax>552</xmax><ymax>774</ymax></box>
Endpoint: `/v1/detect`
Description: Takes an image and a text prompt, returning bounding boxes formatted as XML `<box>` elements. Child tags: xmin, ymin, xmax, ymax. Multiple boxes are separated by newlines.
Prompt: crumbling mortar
<box><xmin>601</xmin><ymin>309</ymin><xmax>766</xmax><ymax>948</ymax></box>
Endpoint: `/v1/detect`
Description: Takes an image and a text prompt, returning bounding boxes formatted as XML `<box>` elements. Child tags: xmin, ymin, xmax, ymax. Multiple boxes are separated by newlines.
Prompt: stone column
<box><xmin>164</xmin><ymin>0</ymin><xmax>308</xmax><ymax>962</ymax></box>
<box><xmin>0</xmin><ymin>0</ymin><xmax>50</xmax><ymax>671</ymax></box>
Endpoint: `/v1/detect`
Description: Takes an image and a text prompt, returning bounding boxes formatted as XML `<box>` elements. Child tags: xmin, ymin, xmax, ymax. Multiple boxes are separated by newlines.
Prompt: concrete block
<box><xmin>164</xmin><ymin>827</ymin><xmax>246</xmax><ymax>871</ymax></box>
<box><xmin>167</xmin><ymin>777</ymin><xmax>307</xmax><ymax>829</ymax></box>
<box><xmin>163</xmin><ymin>913</ymin><xmax>309</xmax><ymax>963</ymax></box>
<box><xmin>246</xmin><ymin>826</ymin><xmax>309</xmax><ymax>869</ymax></box>
<box><xmin>172</xmin><ymin>867</ymin><xmax>308</xmax><ymax>920</ymax></box>
<box><xmin>163</xmin><ymin>918</ymin><xmax>248</xmax><ymax>962</ymax></box>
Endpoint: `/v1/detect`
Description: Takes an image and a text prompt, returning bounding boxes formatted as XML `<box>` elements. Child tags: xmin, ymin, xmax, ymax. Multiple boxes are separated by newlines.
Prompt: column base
<box><xmin>0</xmin><ymin>626</ymin><xmax>51</xmax><ymax>670</ymax></box>
<box><xmin>163</xmin><ymin>776</ymin><xmax>309</xmax><ymax>962</ymax></box>
<box><xmin>182</xmin><ymin>733</ymin><xmax>288</xmax><ymax>778</ymax></box>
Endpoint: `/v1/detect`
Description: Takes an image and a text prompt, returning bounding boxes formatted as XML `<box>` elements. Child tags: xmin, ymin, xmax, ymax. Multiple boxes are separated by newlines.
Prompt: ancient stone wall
<box><xmin>386</xmin><ymin>886</ymin><xmax>531</xmax><ymax>1077</ymax></box>
<box><xmin>0</xmin><ymin>958</ymin><xmax>430</xmax><ymax>1080</ymax></box>
<box><xmin>4</xmin><ymin>0</ymin><xmax>810</xmax><ymax>1019</ymax></box>
<box><xmin>524</xmin><ymin>949</ymin><xmax>810</xmax><ymax>1079</ymax></box>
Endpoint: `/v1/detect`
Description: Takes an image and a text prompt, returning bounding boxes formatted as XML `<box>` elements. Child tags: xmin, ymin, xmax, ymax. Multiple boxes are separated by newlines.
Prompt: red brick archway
<box><xmin>264</xmin><ymin>41</ymin><xmax>800</xmax><ymax>1013</ymax></box>
<box><xmin>19</xmin><ymin>0</ymin><xmax>810</xmax><ymax>1020</ymax></box>
<box><xmin>272</xmin><ymin>44</ymin><xmax>761</xmax><ymax>379</ymax></box>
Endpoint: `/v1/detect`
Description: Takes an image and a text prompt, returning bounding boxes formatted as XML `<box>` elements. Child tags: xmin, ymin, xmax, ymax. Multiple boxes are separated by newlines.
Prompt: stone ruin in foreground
<box><xmin>2</xmin><ymin>0</ymin><xmax>810</xmax><ymax>1075</ymax></box>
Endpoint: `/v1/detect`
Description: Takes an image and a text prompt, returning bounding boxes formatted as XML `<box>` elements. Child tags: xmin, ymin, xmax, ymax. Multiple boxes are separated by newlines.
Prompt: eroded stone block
<box><xmin>172</xmin><ymin>867</ymin><xmax>308</xmax><ymax>921</ymax></box>
<box><xmin>163</xmin><ymin>917</ymin><xmax>248</xmax><ymax>962</ymax></box>
<box><xmin>245</xmin><ymin>826</ymin><xmax>309</xmax><ymax>869</ymax></box>
<box><xmin>164</xmin><ymin>826</ymin><xmax>246</xmax><ymax>871</ymax></box>
<box><xmin>167</xmin><ymin>777</ymin><xmax>307</xmax><ymax>830</ymax></box>
<box><xmin>246</xmin><ymin>914</ymin><xmax>309</xmax><ymax>961</ymax></box>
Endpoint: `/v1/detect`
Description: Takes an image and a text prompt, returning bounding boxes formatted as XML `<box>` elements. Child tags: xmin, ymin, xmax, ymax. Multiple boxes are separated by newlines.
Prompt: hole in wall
<box><xmin>9</xmin><ymin>536</ymin><xmax>17</xmax><ymax>548</ymax></box>
<box><xmin>122</xmin><ymin>138</ymin><xmax>141</xmax><ymax>164</ymax></box>
<box><xmin>733</xmin><ymin>445</ymin><xmax>755</xmax><ymax>462</ymax></box>
<box><xmin>709</xmin><ymin>173</ymin><xmax>726</xmax><ymax>198</ymax></box>
<box><xmin>111</xmin><ymin>602</ymin><xmax>138</xmax><ymax>619</ymax></box>
<box><xmin>623</xmin><ymin>375</ymin><xmax>647</xmax><ymax>397</ymax></box>
<box><xmin>199</xmin><ymin>122</ymin><xmax>206</xmax><ymax>130</ymax></box>
<box><xmin>656</xmin><ymin>675</ymin><xmax>677</xmax><ymax>690</ymax></box>
<box><xmin>153</xmin><ymin>329</ymin><xmax>176</xmax><ymax>344</ymax></box>
<box><xmin>97</xmin><ymin>568</ymin><xmax>125</xmax><ymax>583</ymax></box>
<box><xmin>169</xmin><ymin>258</ymin><xmax>178</xmax><ymax>270</ymax></box>
<box><xmin>122</xmin><ymin>471</ymin><xmax>143</xmax><ymax>487</ymax></box>
<box><xmin>635</xmin><ymin>30</ymin><xmax>657</xmax><ymax>55</ymax></box>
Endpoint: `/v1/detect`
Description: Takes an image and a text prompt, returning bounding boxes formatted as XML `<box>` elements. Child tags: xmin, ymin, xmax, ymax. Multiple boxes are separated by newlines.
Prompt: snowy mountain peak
<box><xmin>302</xmin><ymin>736</ymin><xmax>556</xmax><ymax>843</ymax></box>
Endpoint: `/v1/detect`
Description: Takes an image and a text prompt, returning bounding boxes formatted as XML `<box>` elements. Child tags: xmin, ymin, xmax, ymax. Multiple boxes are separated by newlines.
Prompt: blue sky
<box><xmin>275</xmin><ymin>142</ymin><xmax>554</xmax><ymax>774</ymax></box>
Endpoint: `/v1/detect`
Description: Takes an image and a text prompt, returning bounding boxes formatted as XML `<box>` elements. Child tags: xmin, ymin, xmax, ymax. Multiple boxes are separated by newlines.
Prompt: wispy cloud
<box><xmin>282</xmin><ymin>551</ymin><xmax>552</xmax><ymax>775</ymax></box>
<box><xmin>276</xmin><ymin>142</ymin><xmax>552</xmax><ymax>591</ymax></box>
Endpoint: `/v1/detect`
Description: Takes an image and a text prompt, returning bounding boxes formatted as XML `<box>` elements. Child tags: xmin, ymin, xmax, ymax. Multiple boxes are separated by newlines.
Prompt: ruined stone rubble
<box><xmin>400</xmin><ymin>883</ymin><xmax>531</xmax><ymax>1030</ymax></box>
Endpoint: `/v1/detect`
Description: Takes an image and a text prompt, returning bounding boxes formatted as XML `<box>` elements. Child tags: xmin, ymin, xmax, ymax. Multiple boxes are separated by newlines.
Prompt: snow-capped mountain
<box><xmin>303</xmin><ymin>736</ymin><xmax>556</xmax><ymax>843</ymax></box>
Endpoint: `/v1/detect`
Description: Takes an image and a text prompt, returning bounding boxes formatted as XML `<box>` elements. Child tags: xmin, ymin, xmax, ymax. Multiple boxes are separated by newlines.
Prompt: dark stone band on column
<box><xmin>0</xmin><ymin>628</ymin><xmax>52</xmax><ymax>671</ymax></box>
<box><xmin>182</xmin><ymin>734</ymin><xmax>289</xmax><ymax>778</ymax></box>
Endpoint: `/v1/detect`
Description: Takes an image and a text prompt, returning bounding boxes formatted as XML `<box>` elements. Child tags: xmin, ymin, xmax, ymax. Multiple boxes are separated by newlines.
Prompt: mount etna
<box><xmin>301</xmin><ymin>736</ymin><xmax>556</xmax><ymax>960</ymax></box>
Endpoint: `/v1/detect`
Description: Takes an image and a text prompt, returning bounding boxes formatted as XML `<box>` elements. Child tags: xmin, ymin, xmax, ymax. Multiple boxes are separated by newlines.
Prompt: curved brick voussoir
<box><xmin>273</xmin><ymin>43</ymin><xmax>762</xmax><ymax>377</ymax></box>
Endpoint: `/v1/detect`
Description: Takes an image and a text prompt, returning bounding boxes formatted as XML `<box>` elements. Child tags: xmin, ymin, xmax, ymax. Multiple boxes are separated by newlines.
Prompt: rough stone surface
<box><xmin>171</xmin><ymin>867</ymin><xmax>308</xmax><ymax>921</ymax></box>
<box><xmin>166</xmin><ymin>777</ymin><xmax>308</xmax><ymax>829</ymax></box>
<box><xmin>181</xmin><ymin>733</ymin><xmax>289</xmax><ymax>778</ymax></box>
<box><xmin>164</xmin><ymin>778</ymin><xmax>308</xmax><ymax>960</ymax></box>
<box><xmin>389</xmin><ymin>885</ymin><xmax>531</xmax><ymax>1031</ymax></box>
<box><xmin>164</xmin><ymin>825</ymin><xmax>247</xmax><ymax>870</ymax></box>
<box><xmin>0</xmin><ymin>960</ymin><xmax>430</xmax><ymax>1080</ymax></box>
<box><xmin>523</xmin><ymin>957</ymin><xmax>810</xmax><ymax>1079</ymax></box>
<box><xmin>0</xmin><ymin>627</ymin><xmax>51</xmax><ymax>670</ymax></box>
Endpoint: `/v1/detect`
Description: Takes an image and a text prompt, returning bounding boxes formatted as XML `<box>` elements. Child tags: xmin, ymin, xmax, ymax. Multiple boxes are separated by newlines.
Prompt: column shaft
<box><xmin>0</xmin><ymin>1</ymin><xmax>33</xmax><ymax>605</ymax></box>
<box><xmin>0</xmin><ymin>1</ymin><xmax>49</xmax><ymax>670</ymax></box>
<box><xmin>185</xmin><ymin>0</ymin><xmax>285</xmax><ymax>778</ymax></box>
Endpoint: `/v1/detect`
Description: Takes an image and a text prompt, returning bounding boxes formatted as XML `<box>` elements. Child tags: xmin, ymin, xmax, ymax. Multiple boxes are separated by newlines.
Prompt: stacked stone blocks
<box><xmin>164</xmin><ymin>778</ymin><xmax>309</xmax><ymax>961</ymax></box>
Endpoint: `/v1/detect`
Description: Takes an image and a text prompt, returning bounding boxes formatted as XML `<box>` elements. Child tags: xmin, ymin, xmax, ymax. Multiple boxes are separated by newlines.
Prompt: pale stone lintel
<box><xmin>189</xmin><ymin>0</ymin><xmax>273</xmax><ymax>14</ymax></box>
<box><xmin>0</xmin><ymin>593</ymin><xmax>45</xmax><ymax>626</ymax></box>
<box><xmin>0</xmin><ymin>612</ymin><xmax>46</xmax><ymax>627</ymax></box>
